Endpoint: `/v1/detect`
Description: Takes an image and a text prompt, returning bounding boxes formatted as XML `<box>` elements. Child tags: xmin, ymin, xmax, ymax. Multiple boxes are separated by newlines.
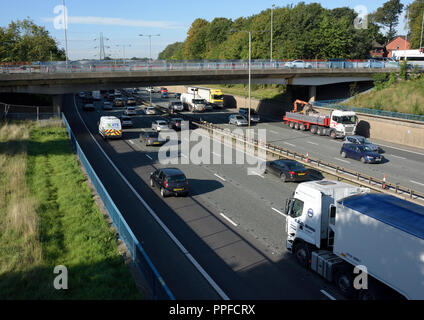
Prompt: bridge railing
<box><xmin>313</xmin><ymin>100</ymin><xmax>424</xmax><ymax>122</ymax></box>
<box><xmin>0</xmin><ymin>59</ymin><xmax>404</xmax><ymax>74</ymax></box>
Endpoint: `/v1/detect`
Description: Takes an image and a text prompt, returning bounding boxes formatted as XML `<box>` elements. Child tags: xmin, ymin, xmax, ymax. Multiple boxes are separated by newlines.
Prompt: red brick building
<box><xmin>369</xmin><ymin>40</ymin><xmax>386</xmax><ymax>58</ymax></box>
<box><xmin>386</xmin><ymin>36</ymin><xmax>411</xmax><ymax>57</ymax></box>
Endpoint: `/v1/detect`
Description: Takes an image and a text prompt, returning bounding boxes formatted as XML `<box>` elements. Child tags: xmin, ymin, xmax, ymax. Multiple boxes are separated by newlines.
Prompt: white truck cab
<box><xmin>285</xmin><ymin>180</ymin><xmax>368</xmax><ymax>253</ymax></box>
<box><xmin>329</xmin><ymin>110</ymin><xmax>357</xmax><ymax>138</ymax></box>
<box><xmin>98</xmin><ymin>116</ymin><xmax>122</xmax><ymax>139</ymax></box>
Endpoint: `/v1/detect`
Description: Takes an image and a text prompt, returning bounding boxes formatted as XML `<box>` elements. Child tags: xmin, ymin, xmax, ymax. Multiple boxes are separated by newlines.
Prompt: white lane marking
<box><xmin>220</xmin><ymin>213</ymin><xmax>238</xmax><ymax>227</ymax></box>
<box><xmin>272</xmin><ymin>207</ymin><xmax>286</xmax><ymax>216</ymax></box>
<box><xmin>250</xmin><ymin>171</ymin><xmax>265</xmax><ymax>178</ymax></box>
<box><xmin>283</xmin><ymin>142</ymin><xmax>296</xmax><ymax>147</ymax></box>
<box><xmin>320</xmin><ymin>290</ymin><xmax>336</xmax><ymax>300</ymax></box>
<box><xmin>270</xmin><ymin>130</ymin><xmax>279</xmax><ymax>135</ymax></box>
<box><xmin>307</xmin><ymin>141</ymin><xmax>319</xmax><ymax>146</ymax></box>
<box><xmin>334</xmin><ymin>157</ymin><xmax>351</xmax><ymax>164</ymax></box>
<box><xmin>411</xmin><ymin>180</ymin><xmax>424</xmax><ymax>187</ymax></box>
<box><xmin>389</xmin><ymin>154</ymin><xmax>406</xmax><ymax>160</ymax></box>
<box><xmin>377</xmin><ymin>143</ymin><xmax>424</xmax><ymax>156</ymax></box>
<box><xmin>129</xmin><ymin>140</ymin><xmax>135</xmax><ymax>145</ymax></box>
<box><xmin>73</xmin><ymin>95</ymin><xmax>229</xmax><ymax>300</ymax></box>
<box><xmin>146</xmin><ymin>154</ymin><xmax>153</xmax><ymax>160</ymax></box>
<box><xmin>214</xmin><ymin>174</ymin><xmax>226</xmax><ymax>182</ymax></box>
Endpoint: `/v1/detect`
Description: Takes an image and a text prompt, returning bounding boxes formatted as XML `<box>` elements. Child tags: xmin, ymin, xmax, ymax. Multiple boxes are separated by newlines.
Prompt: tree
<box><xmin>183</xmin><ymin>19</ymin><xmax>209</xmax><ymax>59</ymax></box>
<box><xmin>0</xmin><ymin>19</ymin><xmax>65</xmax><ymax>62</ymax></box>
<box><xmin>158</xmin><ymin>42</ymin><xmax>185</xmax><ymax>60</ymax></box>
<box><xmin>373</xmin><ymin>0</ymin><xmax>404</xmax><ymax>41</ymax></box>
<box><xmin>406</xmin><ymin>0</ymin><xmax>424</xmax><ymax>49</ymax></box>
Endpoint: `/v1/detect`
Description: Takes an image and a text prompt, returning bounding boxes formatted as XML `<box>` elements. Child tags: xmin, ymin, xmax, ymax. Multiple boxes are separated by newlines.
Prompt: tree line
<box><xmin>0</xmin><ymin>19</ymin><xmax>65</xmax><ymax>63</ymax></box>
<box><xmin>159</xmin><ymin>0</ymin><xmax>413</xmax><ymax>61</ymax></box>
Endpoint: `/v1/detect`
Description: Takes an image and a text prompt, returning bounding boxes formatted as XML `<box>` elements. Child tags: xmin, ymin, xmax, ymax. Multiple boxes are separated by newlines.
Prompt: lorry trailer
<box><xmin>283</xmin><ymin>109</ymin><xmax>357</xmax><ymax>138</ymax></box>
<box><xmin>285</xmin><ymin>180</ymin><xmax>424</xmax><ymax>300</ymax></box>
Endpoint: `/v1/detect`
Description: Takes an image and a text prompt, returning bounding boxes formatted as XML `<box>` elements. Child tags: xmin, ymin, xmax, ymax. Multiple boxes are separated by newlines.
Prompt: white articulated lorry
<box><xmin>180</xmin><ymin>93</ymin><xmax>206</xmax><ymax>113</ymax></box>
<box><xmin>285</xmin><ymin>180</ymin><xmax>424</xmax><ymax>300</ymax></box>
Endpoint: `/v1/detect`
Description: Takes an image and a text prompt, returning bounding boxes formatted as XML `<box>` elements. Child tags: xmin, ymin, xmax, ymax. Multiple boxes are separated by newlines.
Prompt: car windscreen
<box><xmin>358</xmin><ymin>145</ymin><xmax>373</xmax><ymax>152</ymax></box>
<box><xmin>192</xmin><ymin>99</ymin><xmax>205</xmax><ymax>104</ymax></box>
<box><xmin>235</xmin><ymin>116</ymin><xmax>244</xmax><ymax>120</ymax></box>
<box><xmin>285</xmin><ymin>162</ymin><xmax>306</xmax><ymax>171</ymax></box>
<box><xmin>212</xmin><ymin>95</ymin><xmax>224</xmax><ymax>100</ymax></box>
<box><xmin>167</xmin><ymin>174</ymin><xmax>186</xmax><ymax>183</ymax></box>
<box><xmin>147</xmin><ymin>132</ymin><xmax>159</xmax><ymax>138</ymax></box>
<box><xmin>173</xmin><ymin>102</ymin><xmax>182</xmax><ymax>105</ymax></box>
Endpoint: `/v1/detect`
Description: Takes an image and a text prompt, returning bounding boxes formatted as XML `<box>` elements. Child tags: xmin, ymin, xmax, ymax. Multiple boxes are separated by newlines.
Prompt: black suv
<box><xmin>150</xmin><ymin>168</ymin><xmax>189</xmax><ymax>197</ymax></box>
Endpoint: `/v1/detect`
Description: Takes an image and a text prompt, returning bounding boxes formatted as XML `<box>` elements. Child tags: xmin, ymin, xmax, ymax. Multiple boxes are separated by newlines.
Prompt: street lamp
<box><xmin>62</xmin><ymin>0</ymin><xmax>69</xmax><ymax>70</ymax></box>
<box><xmin>271</xmin><ymin>4</ymin><xmax>275</xmax><ymax>62</ymax></box>
<box><xmin>117</xmin><ymin>44</ymin><xmax>131</xmax><ymax>61</ymax></box>
<box><xmin>139</xmin><ymin>34</ymin><xmax>160</xmax><ymax>61</ymax></box>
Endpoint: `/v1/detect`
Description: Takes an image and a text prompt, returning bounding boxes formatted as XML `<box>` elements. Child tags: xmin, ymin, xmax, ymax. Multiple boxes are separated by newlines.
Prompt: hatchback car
<box><xmin>168</xmin><ymin>101</ymin><xmax>184</xmax><ymax>112</ymax></box>
<box><xmin>83</xmin><ymin>103</ymin><xmax>95</xmax><ymax>111</ymax></box>
<box><xmin>124</xmin><ymin>106</ymin><xmax>137</xmax><ymax>116</ymax></box>
<box><xmin>239</xmin><ymin>108</ymin><xmax>260</xmax><ymax>122</ymax></box>
<box><xmin>145</xmin><ymin>106</ymin><xmax>157</xmax><ymax>115</ymax></box>
<box><xmin>343</xmin><ymin>135</ymin><xmax>379</xmax><ymax>153</ymax></box>
<box><xmin>168</xmin><ymin>118</ymin><xmax>187</xmax><ymax>131</ymax></box>
<box><xmin>119</xmin><ymin>115</ymin><xmax>133</xmax><ymax>127</ymax></box>
<box><xmin>113</xmin><ymin>98</ymin><xmax>124</xmax><ymax>107</ymax></box>
<box><xmin>284</xmin><ymin>60</ymin><xmax>312</xmax><ymax>68</ymax></box>
<box><xmin>265</xmin><ymin>159</ymin><xmax>309</xmax><ymax>182</ymax></box>
<box><xmin>126</xmin><ymin>98</ymin><xmax>137</xmax><ymax>106</ymax></box>
<box><xmin>161</xmin><ymin>92</ymin><xmax>169</xmax><ymax>99</ymax></box>
<box><xmin>340</xmin><ymin>143</ymin><xmax>383</xmax><ymax>163</ymax></box>
<box><xmin>152</xmin><ymin>120</ymin><xmax>169</xmax><ymax>132</ymax></box>
<box><xmin>229</xmin><ymin>114</ymin><xmax>248</xmax><ymax>126</ymax></box>
<box><xmin>140</xmin><ymin>130</ymin><xmax>164</xmax><ymax>146</ymax></box>
<box><xmin>150</xmin><ymin>168</ymin><xmax>189</xmax><ymax>197</ymax></box>
<box><xmin>102</xmin><ymin>101</ymin><xmax>113</xmax><ymax>110</ymax></box>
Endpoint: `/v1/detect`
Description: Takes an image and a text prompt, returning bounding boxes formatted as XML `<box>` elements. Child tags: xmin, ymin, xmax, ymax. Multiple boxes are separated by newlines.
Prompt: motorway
<box><xmin>65</xmin><ymin>89</ymin><xmax>424</xmax><ymax>300</ymax></box>
<box><xmin>64</xmin><ymin>92</ymin><xmax>347</xmax><ymax>300</ymax></box>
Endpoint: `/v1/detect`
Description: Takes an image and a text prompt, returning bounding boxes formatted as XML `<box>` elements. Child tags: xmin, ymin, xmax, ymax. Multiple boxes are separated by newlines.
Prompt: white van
<box><xmin>98</xmin><ymin>116</ymin><xmax>122</xmax><ymax>139</ymax></box>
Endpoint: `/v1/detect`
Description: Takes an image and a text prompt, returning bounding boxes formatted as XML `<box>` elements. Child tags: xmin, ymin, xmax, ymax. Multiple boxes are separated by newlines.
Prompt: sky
<box><xmin>0</xmin><ymin>0</ymin><xmax>416</xmax><ymax>60</ymax></box>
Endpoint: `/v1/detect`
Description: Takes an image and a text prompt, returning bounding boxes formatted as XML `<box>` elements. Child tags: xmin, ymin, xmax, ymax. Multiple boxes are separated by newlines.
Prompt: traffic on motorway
<box><xmin>74</xmin><ymin>86</ymin><xmax>424</xmax><ymax>301</ymax></box>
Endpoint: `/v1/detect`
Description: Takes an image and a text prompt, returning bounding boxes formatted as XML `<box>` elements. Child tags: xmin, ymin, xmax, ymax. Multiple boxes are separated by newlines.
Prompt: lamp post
<box><xmin>117</xmin><ymin>44</ymin><xmax>131</xmax><ymax>61</ymax></box>
<box><xmin>270</xmin><ymin>4</ymin><xmax>275</xmax><ymax>62</ymax></box>
<box><xmin>62</xmin><ymin>0</ymin><xmax>69</xmax><ymax>70</ymax></box>
<box><xmin>139</xmin><ymin>34</ymin><xmax>160</xmax><ymax>61</ymax></box>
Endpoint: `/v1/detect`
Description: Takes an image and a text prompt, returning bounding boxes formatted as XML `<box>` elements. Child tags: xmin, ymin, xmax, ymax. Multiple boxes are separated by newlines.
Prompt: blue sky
<box><xmin>0</xmin><ymin>0</ymin><xmax>415</xmax><ymax>60</ymax></box>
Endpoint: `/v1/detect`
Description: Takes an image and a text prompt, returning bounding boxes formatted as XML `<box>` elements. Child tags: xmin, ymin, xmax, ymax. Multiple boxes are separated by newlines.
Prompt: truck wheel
<box><xmin>289</xmin><ymin>122</ymin><xmax>295</xmax><ymax>129</ymax></box>
<box><xmin>294</xmin><ymin>242</ymin><xmax>311</xmax><ymax>268</ymax></box>
<box><xmin>310</xmin><ymin>126</ymin><xmax>317</xmax><ymax>134</ymax></box>
<box><xmin>317</xmin><ymin>127</ymin><xmax>323</xmax><ymax>136</ymax></box>
<box><xmin>294</xmin><ymin>123</ymin><xmax>300</xmax><ymax>130</ymax></box>
<box><xmin>300</xmin><ymin>124</ymin><xmax>306</xmax><ymax>131</ymax></box>
<box><xmin>330</xmin><ymin>130</ymin><xmax>337</xmax><ymax>139</ymax></box>
<box><xmin>334</xmin><ymin>269</ymin><xmax>356</xmax><ymax>299</ymax></box>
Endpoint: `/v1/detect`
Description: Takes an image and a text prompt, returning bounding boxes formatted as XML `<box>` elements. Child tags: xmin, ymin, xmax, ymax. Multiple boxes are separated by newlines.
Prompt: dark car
<box><xmin>82</xmin><ymin>103</ymin><xmax>96</xmax><ymax>111</ymax></box>
<box><xmin>239</xmin><ymin>108</ymin><xmax>260</xmax><ymax>122</ymax></box>
<box><xmin>113</xmin><ymin>98</ymin><xmax>124</xmax><ymax>107</ymax></box>
<box><xmin>265</xmin><ymin>159</ymin><xmax>309</xmax><ymax>182</ymax></box>
<box><xmin>168</xmin><ymin>118</ymin><xmax>187</xmax><ymax>131</ymax></box>
<box><xmin>174</xmin><ymin>93</ymin><xmax>181</xmax><ymax>99</ymax></box>
<box><xmin>119</xmin><ymin>115</ymin><xmax>133</xmax><ymax>127</ymax></box>
<box><xmin>340</xmin><ymin>143</ymin><xmax>383</xmax><ymax>164</ymax></box>
<box><xmin>140</xmin><ymin>130</ymin><xmax>165</xmax><ymax>146</ymax></box>
<box><xmin>150</xmin><ymin>168</ymin><xmax>189</xmax><ymax>197</ymax></box>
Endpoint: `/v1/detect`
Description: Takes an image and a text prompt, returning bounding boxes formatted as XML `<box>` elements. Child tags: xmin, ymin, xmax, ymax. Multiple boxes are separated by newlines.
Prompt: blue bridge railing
<box><xmin>62</xmin><ymin>113</ymin><xmax>175</xmax><ymax>300</ymax></box>
<box><xmin>313</xmin><ymin>100</ymin><xmax>424</xmax><ymax>122</ymax></box>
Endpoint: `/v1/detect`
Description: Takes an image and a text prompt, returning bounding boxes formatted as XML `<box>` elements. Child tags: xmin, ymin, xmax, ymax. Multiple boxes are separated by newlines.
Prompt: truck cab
<box><xmin>329</xmin><ymin>110</ymin><xmax>357</xmax><ymax>138</ymax></box>
<box><xmin>285</xmin><ymin>180</ymin><xmax>368</xmax><ymax>254</ymax></box>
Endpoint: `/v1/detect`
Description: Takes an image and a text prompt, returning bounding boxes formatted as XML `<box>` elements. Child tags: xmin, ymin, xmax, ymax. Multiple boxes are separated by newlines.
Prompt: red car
<box><xmin>160</xmin><ymin>87</ymin><xmax>168</xmax><ymax>93</ymax></box>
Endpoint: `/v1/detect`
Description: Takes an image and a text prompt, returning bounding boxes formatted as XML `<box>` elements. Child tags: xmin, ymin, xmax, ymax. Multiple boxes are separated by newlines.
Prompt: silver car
<box><xmin>152</xmin><ymin>120</ymin><xmax>169</xmax><ymax>132</ymax></box>
<box><xmin>124</xmin><ymin>106</ymin><xmax>137</xmax><ymax>116</ymax></box>
<box><xmin>145</xmin><ymin>106</ymin><xmax>157</xmax><ymax>115</ymax></box>
<box><xmin>343</xmin><ymin>135</ymin><xmax>380</xmax><ymax>153</ymax></box>
<box><xmin>229</xmin><ymin>114</ymin><xmax>248</xmax><ymax>126</ymax></box>
<box><xmin>284</xmin><ymin>60</ymin><xmax>313</xmax><ymax>68</ymax></box>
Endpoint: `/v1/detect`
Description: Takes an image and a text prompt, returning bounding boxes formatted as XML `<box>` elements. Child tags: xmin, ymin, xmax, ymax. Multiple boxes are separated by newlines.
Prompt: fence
<box><xmin>313</xmin><ymin>100</ymin><xmax>424</xmax><ymax>122</ymax></box>
<box><xmin>0</xmin><ymin>102</ymin><xmax>58</xmax><ymax>120</ymax></box>
<box><xmin>0</xmin><ymin>59</ymin><xmax>403</xmax><ymax>74</ymax></box>
<box><xmin>62</xmin><ymin>114</ymin><xmax>174</xmax><ymax>300</ymax></box>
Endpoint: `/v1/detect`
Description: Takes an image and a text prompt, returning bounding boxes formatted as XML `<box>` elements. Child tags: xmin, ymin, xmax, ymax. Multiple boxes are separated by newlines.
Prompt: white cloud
<box><xmin>42</xmin><ymin>16</ymin><xmax>184</xmax><ymax>30</ymax></box>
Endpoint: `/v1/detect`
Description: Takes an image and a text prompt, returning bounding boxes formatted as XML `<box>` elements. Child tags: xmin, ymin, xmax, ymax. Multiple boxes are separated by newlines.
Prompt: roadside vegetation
<box><xmin>0</xmin><ymin>120</ymin><xmax>141</xmax><ymax>299</ymax></box>
<box><xmin>343</xmin><ymin>71</ymin><xmax>424</xmax><ymax>115</ymax></box>
<box><xmin>206</xmin><ymin>84</ymin><xmax>287</xmax><ymax>101</ymax></box>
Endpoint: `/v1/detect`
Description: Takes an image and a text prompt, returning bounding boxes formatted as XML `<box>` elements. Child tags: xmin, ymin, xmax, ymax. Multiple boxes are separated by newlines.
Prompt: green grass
<box><xmin>203</xmin><ymin>84</ymin><xmax>287</xmax><ymax>101</ymax></box>
<box><xmin>0</xmin><ymin>121</ymin><xmax>142</xmax><ymax>299</ymax></box>
<box><xmin>342</xmin><ymin>75</ymin><xmax>424</xmax><ymax>115</ymax></box>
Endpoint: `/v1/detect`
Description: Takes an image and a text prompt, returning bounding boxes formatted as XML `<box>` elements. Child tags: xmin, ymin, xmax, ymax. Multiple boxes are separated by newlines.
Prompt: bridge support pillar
<box><xmin>52</xmin><ymin>95</ymin><xmax>63</xmax><ymax>117</ymax></box>
<box><xmin>309</xmin><ymin>85</ymin><xmax>317</xmax><ymax>102</ymax></box>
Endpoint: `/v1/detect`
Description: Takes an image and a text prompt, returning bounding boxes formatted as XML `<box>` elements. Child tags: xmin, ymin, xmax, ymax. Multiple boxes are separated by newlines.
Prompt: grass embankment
<box><xmin>0</xmin><ymin>121</ymin><xmax>141</xmax><ymax>299</ymax></box>
<box><xmin>205</xmin><ymin>84</ymin><xmax>287</xmax><ymax>101</ymax></box>
<box><xmin>342</xmin><ymin>75</ymin><xmax>424</xmax><ymax>115</ymax></box>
